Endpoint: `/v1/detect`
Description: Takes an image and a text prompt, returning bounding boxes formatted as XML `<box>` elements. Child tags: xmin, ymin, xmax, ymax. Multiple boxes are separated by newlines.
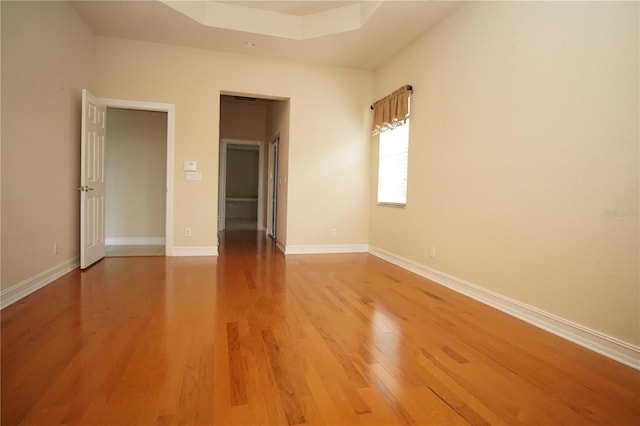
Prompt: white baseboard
<box><xmin>368</xmin><ymin>245</ymin><xmax>640</xmax><ymax>371</ymax></box>
<box><xmin>275</xmin><ymin>240</ymin><xmax>286</xmax><ymax>254</ymax></box>
<box><xmin>171</xmin><ymin>246</ymin><xmax>218</xmax><ymax>256</ymax></box>
<box><xmin>1</xmin><ymin>257</ymin><xmax>80</xmax><ymax>309</ymax></box>
<box><xmin>285</xmin><ymin>244</ymin><xmax>369</xmax><ymax>255</ymax></box>
<box><xmin>105</xmin><ymin>237</ymin><xmax>165</xmax><ymax>245</ymax></box>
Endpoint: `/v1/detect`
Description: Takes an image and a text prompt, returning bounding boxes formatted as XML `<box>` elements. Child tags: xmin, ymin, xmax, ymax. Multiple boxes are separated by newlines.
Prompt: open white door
<box><xmin>80</xmin><ymin>89</ymin><xmax>107</xmax><ymax>269</ymax></box>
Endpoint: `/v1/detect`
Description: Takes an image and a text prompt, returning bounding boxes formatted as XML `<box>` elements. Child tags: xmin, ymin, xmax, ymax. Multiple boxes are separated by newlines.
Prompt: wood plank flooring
<box><xmin>2</xmin><ymin>231</ymin><xmax>639</xmax><ymax>425</ymax></box>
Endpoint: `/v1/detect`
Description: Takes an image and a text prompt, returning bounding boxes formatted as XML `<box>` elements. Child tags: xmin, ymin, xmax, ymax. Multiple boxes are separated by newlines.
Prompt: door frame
<box><xmin>101</xmin><ymin>97</ymin><xmax>176</xmax><ymax>256</ymax></box>
<box><xmin>266</xmin><ymin>136</ymin><xmax>279</xmax><ymax>239</ymax></box>
<box><xmin>218</xmin><ymin>138</ymin><xmax>264</xmax><ymax>232</ymax></box>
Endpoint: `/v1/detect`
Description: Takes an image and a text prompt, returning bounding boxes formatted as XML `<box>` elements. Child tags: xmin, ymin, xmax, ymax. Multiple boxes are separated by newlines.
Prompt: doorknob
<box><xmin>78</xmin><ymin>186</ymin><xmax>94</xmax><ymax>191</ymax></box>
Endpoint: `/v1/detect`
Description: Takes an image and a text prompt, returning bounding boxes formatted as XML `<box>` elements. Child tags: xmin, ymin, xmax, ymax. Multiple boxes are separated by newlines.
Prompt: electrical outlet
<box><xmin>54</xmin><ymin>242</ymin><xmax>58</xmax><ymax>255</ymax></box>
<box><xmin>430</xmin><ymin>246</ymin><xmax>436</xmax><ymax>259</ymax></box>
<box><xmin>185</xmin><ymin>227</ymin><xmax>192</xmax><ymax>237</ymax></box>
<box><xmin>330</xmin><ymin>228</ymin><xmax>337</xmax><ymax>237</ymax></box>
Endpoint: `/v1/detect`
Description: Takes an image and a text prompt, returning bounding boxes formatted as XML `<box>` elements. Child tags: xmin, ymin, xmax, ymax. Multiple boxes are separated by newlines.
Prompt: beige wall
<box><xmin>105</xmin><ymin>108</ymin><xmax>167</xmax><ymax>240</ymax></box>
<box><xmin>220</xmin><ymin>96</ymin><xmax>267</xmax><ymax>141</ymax></box>
<box><xmin>95</xmin><ymin>37</ymin><xmax>373</xmax><ymax>248</ymax></box>
<box><xmin>370</xmin><ymin>1</ymin><xmax>639</xmax><ymax>345</ymax></box>
<box><xmin>1</xmin><ymin>1</ymin><xmax>95</xmax><ymax>291</ymax></box>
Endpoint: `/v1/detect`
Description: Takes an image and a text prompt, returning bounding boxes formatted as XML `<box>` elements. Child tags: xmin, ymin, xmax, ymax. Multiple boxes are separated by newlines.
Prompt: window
<box><xmin>377</xmin><ymin>119</ymin><xmax>409</xmax><ymax>205</ymax></box>
<box><xmin>371</xmin><ymin>84</ymin><xmax>412</xmax><ymax>206</ymax></box>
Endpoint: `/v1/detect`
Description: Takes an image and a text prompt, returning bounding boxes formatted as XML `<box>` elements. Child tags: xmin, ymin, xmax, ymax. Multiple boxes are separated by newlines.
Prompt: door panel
<box><xmin>268</xmin><ymin>138</ymin><xmax>279</xmax><ymax>239</ymax></box>
<box><xmin>80</xmin><ymin>89</ymin><xmax>107</xmax><ymax>269</ymax></box>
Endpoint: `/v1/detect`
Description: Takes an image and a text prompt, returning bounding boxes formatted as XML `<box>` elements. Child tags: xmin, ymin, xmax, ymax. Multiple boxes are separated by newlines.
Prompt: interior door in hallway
<box><xmin>80</xmin><ymin>89</ymin><xmax>107</xmax><ymax>269</ymax></box>
<box><xmin>267</xmin><ymin>137</ymin><xmax>279</xmax><ymax>239</ymax></box>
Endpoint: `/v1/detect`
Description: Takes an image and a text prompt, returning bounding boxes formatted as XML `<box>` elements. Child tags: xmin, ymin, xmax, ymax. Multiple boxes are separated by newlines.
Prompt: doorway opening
<box><xmin>217</xmin><ymin>94</ymin><xmax>289</xmax><ymax>253</ymax></box>
<box><xmin>80</xmin><ymin>91</ymin><xmax>175</xmax><ymax>269</ymax></box>
<box><xmin>218</xmin><ymin>139</ymin><xmax>264</xmax><ymax>231</ymax></box>
<box><xmin>105</xmin><ymin>108</ymin><xmax>167</xmax><ymax>257</ymax></box>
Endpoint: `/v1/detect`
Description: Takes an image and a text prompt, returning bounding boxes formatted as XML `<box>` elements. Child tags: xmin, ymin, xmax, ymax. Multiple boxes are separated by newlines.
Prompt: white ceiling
<box><xmin>70</xmin><ymin>0</ymin><xmax>462</xmax><ymax>71</ymax></box>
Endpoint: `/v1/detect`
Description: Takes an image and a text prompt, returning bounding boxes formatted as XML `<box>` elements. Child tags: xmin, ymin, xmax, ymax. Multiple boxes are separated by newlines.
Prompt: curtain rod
<box><xmin>370</xmin><ymin>85</ymin><xmax>413</xmax><ymax>110</ymax></box>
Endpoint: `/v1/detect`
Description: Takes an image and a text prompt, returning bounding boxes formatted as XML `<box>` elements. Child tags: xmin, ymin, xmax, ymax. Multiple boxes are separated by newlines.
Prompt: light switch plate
<box><xmin>186</xmin><ymin>171</ymin><xmax>202</xmax><ymax>181</ymax></box>
<box><xmin>183</xmin><ymin>161</ymin><xmax>197</xmax><ymax>171</ymax></box>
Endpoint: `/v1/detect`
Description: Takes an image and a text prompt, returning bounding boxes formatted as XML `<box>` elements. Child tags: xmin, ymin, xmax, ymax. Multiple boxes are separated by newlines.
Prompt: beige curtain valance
<box><xmin>371</xmin><ymin>85</ymin><xmax>412</xmax><ymax>135</ymax></box>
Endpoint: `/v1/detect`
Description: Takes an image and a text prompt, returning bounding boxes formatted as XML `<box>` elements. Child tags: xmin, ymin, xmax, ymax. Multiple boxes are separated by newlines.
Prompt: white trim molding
<box><xmin>286</xmin><ymin>244</ymin><xmax>369</xmax><ymax>255</ymax></box>
<box><xmin>1</xmin><ymin>257</ymin><xmax>80</xmax><ymax>309</ymax></box>
<box><xmin>172</xmin><ymin>246</ymin><xmax>219</xmax><ymax>256</ymax></box>
<box><xmin>368</xmin><ymin>245</ymin><xmax>640</xmax><ymax>371</ymax></box>
<box><xmin>105</xmin><ymin>237</ymin><xmax>166</xmax><ymax>245</ymax></box>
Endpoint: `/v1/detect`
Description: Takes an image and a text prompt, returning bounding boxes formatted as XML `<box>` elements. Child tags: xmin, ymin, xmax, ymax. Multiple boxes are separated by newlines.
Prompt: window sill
<box><xmin>377</xmin><ymin>202</ymin><xmax>406</xmax><ymax>208</ymax></box>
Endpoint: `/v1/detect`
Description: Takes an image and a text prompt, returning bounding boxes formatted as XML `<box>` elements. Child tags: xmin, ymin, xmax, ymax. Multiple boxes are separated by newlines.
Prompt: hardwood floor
<box><xmin>2</xmin><ymin>231</ymin><xmax>639</xmax><ymax>425</ymax></box>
